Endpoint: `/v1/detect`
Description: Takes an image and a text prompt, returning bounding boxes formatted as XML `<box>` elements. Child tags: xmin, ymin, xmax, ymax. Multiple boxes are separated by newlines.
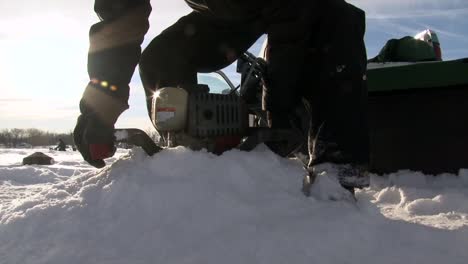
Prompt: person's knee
<box><xmin>139</xmin><ymin>38</ymin><xmax>179</xmax><ymax>88</ymax></box>
<box><xmin>140</xmin><ymin>43</ymin><xmax>197</xmax><ymax>93</ymax></box>
<box><xmin>139</xmin><ymin>43</ymin><xmax>165</xmax><ymax>80</ymax></box>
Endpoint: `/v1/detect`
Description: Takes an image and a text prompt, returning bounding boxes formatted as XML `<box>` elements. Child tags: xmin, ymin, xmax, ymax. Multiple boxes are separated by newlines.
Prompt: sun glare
<box><xmin>1</xmin><ymin>13</ymin><xmax>90</xmax><ymax>99</ymax></box>
<box><xmin>0</xmin><ymin>13</ymin><xmax>92</xmax><ymax>129</ymax></box>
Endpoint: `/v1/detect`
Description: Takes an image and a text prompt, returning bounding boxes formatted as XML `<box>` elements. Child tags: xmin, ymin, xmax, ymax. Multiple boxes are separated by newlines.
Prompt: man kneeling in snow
<box><xmin>74</xmin><ymin>0</ymin><xmax>369</xmax><ymax>191</ymax></box>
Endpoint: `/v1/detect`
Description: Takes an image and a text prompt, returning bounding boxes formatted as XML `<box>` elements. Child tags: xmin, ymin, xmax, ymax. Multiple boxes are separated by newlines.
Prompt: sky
<box><xmin>0</xmin><ymin>0</ymin><xmax>467</xmax><ymax>133</ymax></box>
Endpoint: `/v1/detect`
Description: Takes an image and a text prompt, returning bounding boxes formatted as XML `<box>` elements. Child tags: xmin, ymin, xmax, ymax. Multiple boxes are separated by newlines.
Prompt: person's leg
<box><xmin>302</xmin><ymin>2</ymin><xmax>369</xmax><ymax>195</ymax></box>
<box><xmin>262</xmin><ymin>1</ymin><xmax>319</xmax><ymax>129</ymax></box>
<box><xmin>139</xmin><ymin>11</ymin><xmax>265</xmax><ymax>115</ymax></box>
<box><xmin>307</xmin><ymin>1</ymin><xmax>369</xmax><ymax>168</ymax></box>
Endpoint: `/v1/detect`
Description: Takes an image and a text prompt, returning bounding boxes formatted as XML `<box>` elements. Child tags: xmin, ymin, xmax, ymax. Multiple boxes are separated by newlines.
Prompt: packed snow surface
<box><xmin>0</xmin><ymin>147</ymin><xmax>467</xmax><ymax>264</ymax></box>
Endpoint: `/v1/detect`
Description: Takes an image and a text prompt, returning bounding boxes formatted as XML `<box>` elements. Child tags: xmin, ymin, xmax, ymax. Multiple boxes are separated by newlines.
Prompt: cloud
<box><xmin>0</xmin><ymin>99</ymin><xmax>78</xmax><ymax>120</ymax></box>
<box><xmin>350</xmin><ymin>0</ymin><xmax>468</xmax><ymax>25</ymax></box>
<box><xmin>365</xmin><ymin>7</ymin><xmax>468</xmax><ymax>20</ymax></box>
<box><xmin>0</xmin><ymin>98</ymin><xmax>32</xmax><ymax>102</ymax></box>
<box><xmin>412</xmin><ymin>23</ymin><xmax>468</xmax><ymax>43</ymax></box>
<box><xmin>0</xmin><ymin>0</ymin><xmax>111</xmax><ymax>20</ymax></box>
<box><xmin>353</xmin><ymin>0</ymin><xmax>468</xmax><ymax>52</ymax></box>
<box><xmin>0</xmin><ymin>0</ymin><xmax>191</xmax><ymax>39</ymax></box>
<box><xmin>370</xmin><ymin>19</ymin><xmax>422</xmax><ymax>36</ymax></box>
<box><xmin>443</xmin><ymin>49</ymin><xmax>468</xmax><ymax>57</ymax></box>
<box><xmin>350</xmin><ymin>0</ymin><xmax>467</xmax><ymax>13</ymax></box>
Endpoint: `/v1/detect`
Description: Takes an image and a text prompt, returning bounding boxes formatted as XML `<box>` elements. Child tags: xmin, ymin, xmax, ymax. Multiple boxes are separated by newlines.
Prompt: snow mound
<box><xmin>375</xmin><ymin>187</ymin><xmax>403</xmax><ymax>204</ymax></box>
<box><xmin>1</xmin><ymin>147</ymin><xmax>467</xmax><ymax>264</ymax></box>
<box><xmin>0</xmin><ymin>166</ymin><xmax>64</xmax><ymax>184</ymax></box>
<box><xmin>367</xmin><ymin>170</ymin><xmax>468</xmax><ymax>229</ymax></box>
<box><xmin>405</xmin><ymin>193</ymin><xmax>468</xmax><ymax>216</ymax></box>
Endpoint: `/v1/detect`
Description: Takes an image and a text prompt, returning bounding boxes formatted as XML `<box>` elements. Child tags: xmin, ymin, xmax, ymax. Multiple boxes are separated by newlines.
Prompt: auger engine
<box><xmin>151</xmin><ymin>87</ymin><xmax>249</xmax><ymax>153</ymax></box>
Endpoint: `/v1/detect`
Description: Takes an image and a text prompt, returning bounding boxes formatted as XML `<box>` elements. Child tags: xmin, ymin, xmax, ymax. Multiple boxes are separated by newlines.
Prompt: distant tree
<box><xmin>0</xmin><ymin>128</ymin><xmax>75</xmax><ymax>148</ymax></box>
<box><xmin>26</xmin><ymin>128</ymin><xmax>47</xmax><ymax>146</ymax></box>
<box><xmin>10</xmin><ymin>128</ymin><xmax>25</xmax><ymax>147</ymax></box>
<box><xmin>0</xmin><ymin>129</ymin><xmax>10</xmax><ymax>146</ymax></box>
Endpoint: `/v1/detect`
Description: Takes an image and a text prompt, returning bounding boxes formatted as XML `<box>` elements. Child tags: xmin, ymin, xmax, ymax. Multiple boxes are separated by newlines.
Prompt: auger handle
<box><xmin>114</xmin><ymin>128</ymin><xmax>162</xmax><ymax>156</ymax></box>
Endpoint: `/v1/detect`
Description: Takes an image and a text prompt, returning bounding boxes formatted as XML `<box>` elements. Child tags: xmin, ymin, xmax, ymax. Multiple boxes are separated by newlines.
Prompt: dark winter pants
<box><xmin>304</xmin><ymin>2</ymin><xmax>370</xmax><ymax>166</ymax></box>
<box><xmin>138</xmin><ymin>1</ymin><xmax>369</xmax><ymax>166</ymax></box>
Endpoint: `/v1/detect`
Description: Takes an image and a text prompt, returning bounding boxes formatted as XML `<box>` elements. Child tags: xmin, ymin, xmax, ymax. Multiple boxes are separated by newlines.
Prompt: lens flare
<box><xmin>153</xmin><ymin>90</ymin><xmax>161</xmax><ymax>98</ymax></box>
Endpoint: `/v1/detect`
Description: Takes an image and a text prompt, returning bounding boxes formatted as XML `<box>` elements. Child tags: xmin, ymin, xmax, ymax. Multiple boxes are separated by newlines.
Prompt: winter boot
<box><xmin>302</xmin><ymin>162</ymin><xmax>369</xmax><ymax>198</ymax></box>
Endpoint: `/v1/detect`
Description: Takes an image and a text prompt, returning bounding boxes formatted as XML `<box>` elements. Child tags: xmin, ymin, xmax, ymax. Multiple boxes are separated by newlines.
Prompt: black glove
<box><xmin>74</xmin><ymin>114</ymin><xmax>116</xmax><ymax>168</ymax></box>
<box><xmin>74</xmin><ymin>82</ymin><xmax>129</xmax><ymax>168</ymax></box>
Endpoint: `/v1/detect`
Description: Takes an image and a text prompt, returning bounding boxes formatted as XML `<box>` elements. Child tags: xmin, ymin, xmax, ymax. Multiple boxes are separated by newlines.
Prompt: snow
<box><xmin>0</xmin><ymin>146</ymin><xmax>467</xmax><ymax>264</ymax></box>
<box><xmin>114</xmin><ymin>130</ymin><xmax>129</xmax><ymax>141</ymax></box>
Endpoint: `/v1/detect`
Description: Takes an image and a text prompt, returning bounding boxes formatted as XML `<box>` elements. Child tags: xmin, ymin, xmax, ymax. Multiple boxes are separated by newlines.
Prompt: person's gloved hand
<box><xmin>74</xmin><ymin>81</ymin><xmax>129</xmax><ymax>168</ymax></box>
<box><xmin>74</xmin><ymin>114</ymin><xmax>116</xmax><ymax>168</ymax></box>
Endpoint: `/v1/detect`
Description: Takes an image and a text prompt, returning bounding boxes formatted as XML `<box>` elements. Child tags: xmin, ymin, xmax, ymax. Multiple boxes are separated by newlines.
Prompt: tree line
<box><xmin>0</xmin><ymin>128</ymin><xmax>73</xmax><ymax>148</ymax></box>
